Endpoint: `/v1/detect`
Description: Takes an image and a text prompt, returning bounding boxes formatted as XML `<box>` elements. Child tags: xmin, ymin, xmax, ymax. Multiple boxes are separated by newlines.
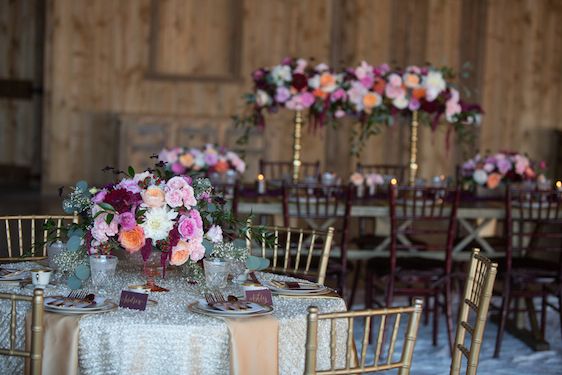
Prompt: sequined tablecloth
<box><xmin>0</xmin><ymin>262</ymin><xmax>348</xmax><ymax>375</ymax></box>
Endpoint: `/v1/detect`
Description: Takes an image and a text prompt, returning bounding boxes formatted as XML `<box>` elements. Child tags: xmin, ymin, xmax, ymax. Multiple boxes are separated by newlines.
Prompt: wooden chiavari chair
<box><xmin>451</xmin><ymin>249</ymin><xmax>498</xmax><ymax>375</ymax></box>
<box><xmin>259</xmin><ymin>159</ymin><xmax>321</xmax><ymax>183</ymax></box>
<box><xmin>356</xmin><ymin>163</ymin><xmax>407</xmax><ymax>184</ymax></box>
<box><xmin>365</xmin><ymin>184</ymin><xmax>461</xmax><ymax>348</ymax></box>
<box><xmin>0</xmin><ymin>289</ymin><xmax>44</xmax><ymax>375</ymax></box>
<box><xmin>282</xmin><ymin>183</ymin><xmax>352</xmax><ymax>295</ymax></box>
<box><xmin>304</xmin><ymin>298</ymin><xmax>423</xmax><ymax>375</ymax></box>
<box><xmin>0</xmin><ymin>215</ymin><xmax>78</xmax><ymax>262</ymax></box>
<box><xmin>493</xmin><ymin>187</ymin><xmax>562</xmax><ymax>357</ymax></box>
<box><xmin>245</xmin><ymin>224</ymin><xmax>334</xmax><ymax>285</ymax></box>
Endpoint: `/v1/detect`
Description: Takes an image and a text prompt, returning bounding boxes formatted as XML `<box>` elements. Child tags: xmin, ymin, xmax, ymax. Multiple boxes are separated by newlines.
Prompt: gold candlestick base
<box><xmin>408</xmin><ymin>111</ymin><xmax>419</xmax><ymax>186</ymax></box>
<box><xmin>292</xmin><ymin>110</ymin><xmax>303</xmax><ymax>183</ymax></box>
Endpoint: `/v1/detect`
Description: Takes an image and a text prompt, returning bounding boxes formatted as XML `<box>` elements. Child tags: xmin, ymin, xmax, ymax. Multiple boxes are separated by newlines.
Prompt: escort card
<box><xmin>244</xmin><ymin>289</ymin><xmax>273</xmax><ymax>306</ymax></box>
<box><xmin>119</xmin><ymin>290</ymin><xmax>149</xmax><ymax>311</ymax></box>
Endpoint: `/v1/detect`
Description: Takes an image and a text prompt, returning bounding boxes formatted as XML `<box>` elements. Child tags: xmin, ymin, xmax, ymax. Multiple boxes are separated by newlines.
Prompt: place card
<box><xmin>119</xmin><ymin>290</ymin><xmax>148</xmax><ymax>311</ymax></box>
<box><xmin>244</xmin><ymin>289</ymin><xmax>273</xmax><ymax>306</ymax></box>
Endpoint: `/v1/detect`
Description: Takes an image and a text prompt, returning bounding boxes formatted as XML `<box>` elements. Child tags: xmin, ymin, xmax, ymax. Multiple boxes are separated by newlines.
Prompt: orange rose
<box><xmin>179</xmin><ymin>153</ymin><xmax>194</xmax><ymax>168</ymax></box>
<box><xmin>412</xmin><ymin>88</ymin><xmax>426</xmax><ymax>100</ymax></box>
<box><xmin>170</xmin><ymin>240</ymin><xmax>191</xmax><ymax>266</ymax></box>
<box><xmin>214</xmin><ymin>160</ymin><xmax>230</xmax><ymax>174</ymax></box>
<box><xmin>141</xmin><ymin>186</ymin><xmax>166</xmax><ymax>208</ymax></box>
<box><xmin>319</xmin><ymin>73</ymin><xmax>335</xmax><ymax>87</ymax></box>
<box><xmin>313</xmin><ymin>88</ymin><xmax>327</xmax><ymax>99</ymax></box>
<box><xmin>373</xmin><ymin>78</ymin><xmax>386</xmax><ymax>95</ymax></box>
<box><xmin>524</xmin><ymin>167</ymin><xmax>536</xmax><ymax>179</ymax></box>
<box><xmin>403</xmin><ymin>73</ymin><xmax>420</xmax><ymax>88</ymax></box>
<box><xmin>363</xmin><ymin>93</ymin><xmax>381</xmax><ymax>108</ymax></box>
<box><xmin>119</xmin><ymin>226</ymin><xmax>146</xmax><ymax>253</ymax></box>
<box><xmin>487</xmin><ymin>173</ymin><xmax>502</xmax><ymax>189</ymax></box>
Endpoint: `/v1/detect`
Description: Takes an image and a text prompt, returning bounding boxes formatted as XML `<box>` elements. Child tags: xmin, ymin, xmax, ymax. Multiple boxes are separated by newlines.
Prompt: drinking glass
<box><xmin>89</xmin><ymin>255</ymin><xmax>118</xmax><ymax>296</ymax></box>
<box><xmin>204</xmin><ymin>258</ymin><xmax>230</xmax><ymax>289</ymax></box>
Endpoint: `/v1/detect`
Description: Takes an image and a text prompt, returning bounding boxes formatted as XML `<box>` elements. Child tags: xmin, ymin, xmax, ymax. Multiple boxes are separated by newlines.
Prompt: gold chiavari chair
<box><xmin>304</xmin><ymin>298</ymin><xmax>423</xmax><ymax>375</ymax></box>
<box><xmin>0</xmin><ymin>215</ymin><xmax>77</xmax><ymax>262</ymax></box>
<box><xmin>0</xmin><ymin>289</ymin><xmax>44</xmax><ymax>375</ymax></box>
<box><xmin>245</xmin><ymin>224</ymin><xmax>334</xmax><ymax>285</ymax></box>
<box><xmin>450</xmin><ymin>249</ymin><xmax>498</xmax><ymax>375</ymax></box>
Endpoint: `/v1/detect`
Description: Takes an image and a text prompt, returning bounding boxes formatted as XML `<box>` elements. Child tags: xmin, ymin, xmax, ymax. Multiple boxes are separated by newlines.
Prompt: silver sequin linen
<box><xmin>0</xmin><ymin>262</ymin><xmax>347</xmax><ymax>374</ymax></box>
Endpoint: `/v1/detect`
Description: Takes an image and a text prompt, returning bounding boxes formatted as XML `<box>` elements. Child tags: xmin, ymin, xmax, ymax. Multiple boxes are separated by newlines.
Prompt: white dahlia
<box><xmin>141</xmin><ymin>207</ymin><xmax>178</xmax><ymax>241</ymax></box>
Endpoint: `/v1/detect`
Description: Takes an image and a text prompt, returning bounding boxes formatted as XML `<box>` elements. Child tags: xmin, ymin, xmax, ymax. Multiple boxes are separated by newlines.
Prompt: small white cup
<box><xmin>31</xmin><ymin>269</ymin><xmax>52</xmax><ymax>287</ymax></box>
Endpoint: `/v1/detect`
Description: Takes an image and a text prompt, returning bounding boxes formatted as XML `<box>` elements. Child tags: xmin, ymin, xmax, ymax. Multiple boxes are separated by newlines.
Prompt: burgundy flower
<box><xmin>292</xmin><ymin>73</ymin><xmax>308</xmax><ymax>91</ymax></box>
<box><xmin>104</xmin><ymin>188</ymin><xmax>142</xmax><ymax>214</ymax></box>
<box><xmin>168</xmin><ymin>225</ymin><xmax>180</xmax><ymax>248</ymax></box>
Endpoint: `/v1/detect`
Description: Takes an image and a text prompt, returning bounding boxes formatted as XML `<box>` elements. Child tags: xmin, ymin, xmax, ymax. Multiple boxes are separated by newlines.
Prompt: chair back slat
<box><xmin>305</xmin><ymin>299</ymin><xmax>423</xmax><ymax>375</ymax></box>
<box><xmin>245</xmin><ymin>224</ymin><xmax>334</xmax><ymax>285</ymax></box>
<box><xmin>0</xmin><ymin>289</ymin><xmax>44</xmax><ymax>375</ymax></box>
<box><xmin>259</xmin><ymin>159</ymin><xmax>320</xmax><ymax>182</ymax></box>
<box><xmin>0</xmin><ymin>215</ymin><xmax>77</xmax><ymax>261</ymax></box>
<box><xmin>451</xmin><ymin>249</ymin><xmax>498</xmax><ymax>375</ymax></box>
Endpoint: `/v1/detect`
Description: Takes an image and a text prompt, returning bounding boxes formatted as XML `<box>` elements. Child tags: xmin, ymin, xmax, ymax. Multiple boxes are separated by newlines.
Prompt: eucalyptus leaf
<box><xmin>67</xmin><ymin>275</ymin><xmax>82</xmax><ymax>290</ymax></box>
<box><xmin>76</xmin><ymin>180</ymin><xmax>88</xmax><ymax>192</ymax></box>
<box><xmin>258</xmin><ymin>257</ymin><xmax>270</xmax><ymax>270</ymax></box>
<box><xmin>202</xmin><ymin>239</ymin><xmax>214</xmax><ymax>256</ymax></box>
<box><xmin>66</xmin><ymin>236</ymin><xmax>82</xmax><ymax>252</ymax></box>
<box><xmin>74</xmin><ymin>264</ymin><xmax>91</xmax><ymax>280</ymax></box>
<box><xmin>68</xmin><ymin>227</ymin><xmax>84</xmax><ymax>239</ymax></box>
<box><xmin>207</xmin><ymin>203</ymin><xmax>217</xmax><ymax>213</ymax></box>
<box><xmin>246</xmin><ymin>255</ymin><xmax>269</xmax><ymax>271</ymax></box>
<box><xmin>231</xmin><ymin>238</ymin><xmax>246</xmax><ymax>249</ymax></box>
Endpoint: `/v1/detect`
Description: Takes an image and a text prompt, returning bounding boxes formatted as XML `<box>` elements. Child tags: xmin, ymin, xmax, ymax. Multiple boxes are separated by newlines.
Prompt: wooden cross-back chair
<box><xmin>451</xmin><ymin>249</ymin><xmax>497</xmax><ymax>375</ymax></box>
<box><xmin>304</xmin><ymin>298</ymin><xmax>423</xmax><ymax>375</ymax></box>
<box><xmin>245</xmin><ymin>224</ymin><xmax>334</xmax><ymax>285</ymax></box>
<box><xmin>282</xmin><ymin>183</ymin><xmax>352</xmax><ymax>295</ymax></box>
<box><xmin>0</xmin><ymin>215</ymin><xmax>78</xmax><ymax>262</ymax></box>
<box><xmin>365</xmin><ymin>184</ymin><xmax>461</xmax><ymax>348</ymax></box>
<box><xmin>494</xmin><ymin>187</ymin><xmax>562</xmax><ymax>357</ymax></box>
<box><xmin>259</xmin><ymin>159</ymin><xmax>321</xmax><ymax>183</ymax></box>
<box><xmin>0</xmin><ymin>289</ymin><xmax>44</xmax><ymax>375</ymax></box>
<box><xmin>356</xmin><ymin>163</ymin><xmax>407</xmax><ymax>184</ymax></box>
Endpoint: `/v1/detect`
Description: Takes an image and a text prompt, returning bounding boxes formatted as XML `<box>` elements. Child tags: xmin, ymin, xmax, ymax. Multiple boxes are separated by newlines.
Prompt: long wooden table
<box><xmin>238</xmin><ymin>199</ymin><xmax>505</xmax><ymax>260</ymax></box>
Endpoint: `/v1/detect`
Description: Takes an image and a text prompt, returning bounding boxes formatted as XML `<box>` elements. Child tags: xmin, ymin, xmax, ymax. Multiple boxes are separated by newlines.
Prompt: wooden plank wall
<box><xmin>39</xmin><ymin>0</ymin><xmax>562</xmax><ymax>191</ymax></box>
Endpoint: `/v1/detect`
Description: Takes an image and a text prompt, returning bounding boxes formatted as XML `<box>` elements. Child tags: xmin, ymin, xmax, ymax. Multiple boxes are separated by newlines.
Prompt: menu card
<box><xmin>119</xmin><ymin>290</ymin><xmax>148</xmax><ymax>311</ymax></box>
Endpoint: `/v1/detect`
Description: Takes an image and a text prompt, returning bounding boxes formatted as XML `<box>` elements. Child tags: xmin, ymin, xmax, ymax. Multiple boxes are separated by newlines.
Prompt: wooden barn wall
<box><xmin>40</xmin><ymin>0</ymin><xmax>562</xmax><ymax>191</ymax></box>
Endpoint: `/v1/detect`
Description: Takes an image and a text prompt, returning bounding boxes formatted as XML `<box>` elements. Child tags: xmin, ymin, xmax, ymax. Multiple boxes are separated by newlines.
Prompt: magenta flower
<box><xmin>178</xmin><ymin>215</ymin><xmax>197</xmax><ymax>240</ymax></box>
<box><xmin>408</xmin><ymin>98</ymin><xmax>421</xmax><ymax>111</ymax></box>
<box><xmin>497</xmin><ymin>159</ymin><xmax>512</xmax><ymax>175</ymax></box>
<box><xmin>119</xmin><ymin>212</ymin><xmax>137</xmax><ymax>231</ymax></box>
<box><xmin>331</xmin><ymin>88</ymin><xmax>346</xmax><ymax>102</ymax></box>
<box><xmin>92</xmin><ymin>189</ymin><xmax>107</xmax><ymax>204</ymax></box>
<box><xmin>300</xmin><ymin>92</ymin><xmax>315</xmax><ymax>108</ymax></box>
<box><xmin>171</xmin><ymin>162</ymin><xmax>186</xmax><ymax>175</ymax></box>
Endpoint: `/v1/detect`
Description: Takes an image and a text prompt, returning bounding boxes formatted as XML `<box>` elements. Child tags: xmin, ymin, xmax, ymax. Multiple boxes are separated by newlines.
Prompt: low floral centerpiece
<box><xmin>157</xmin><ymin>144</ymin><xmax>246</xmax><ymax>177</ymax></box>
<box><xmin>460</xmin><ymin>152</ymin><xmax>546</xmax><ymax>190</ymax></box>
<box><xmin>56</xmin><ymin>164</ymin><xmax>268</xmax><ymax>290</ymax></box>
<box><xmin>349</xmin><ymin>172</ymin><xmax>385</xmax><ymax>197</ymax></box>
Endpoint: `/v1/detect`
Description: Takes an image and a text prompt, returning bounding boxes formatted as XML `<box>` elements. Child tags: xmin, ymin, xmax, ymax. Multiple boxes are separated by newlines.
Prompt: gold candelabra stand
<box><xmin>408</xmin><ymin>111</ymin><xmax>419</xmax><ymax>186</ymax></box>
<box><xmin>292</xmin><ymin>110</ymin><xmax>303</xmax><ymax>182</ymax></box>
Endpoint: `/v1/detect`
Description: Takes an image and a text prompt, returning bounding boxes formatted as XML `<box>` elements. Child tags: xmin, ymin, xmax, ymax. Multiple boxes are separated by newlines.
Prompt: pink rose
<box><xmin>188</xmin><ymin>240</ymin><xmax>205</xmax><ymax>262</ymax></box>
<box><xmin>119</xmin><ymin>212</ymin><xmax>137</xmax><ymax>231</ymax></box>
<box><xmin>300</xmin><ymin>92</ymin><xmax>315</xmax><ymax>108</ymax></box>
<box><xmin>178</xmin><ymin>215</ymin><xmax>197</xmax><ymax>240</ymax></box>
<box><xmin>165</xmin><ymin>189</ymin><xmax>184</xmax><ymax>208</ymax></box>
<box><xmin>189</xmin><ymin>209</ymin><xmax>203</xmax><ymax>229</ymax></box>
<box><xmin>117</xmin><ymin>179</ymin><xmax>141</xmax><ymax>194</ymax></box>
<box><xmin>92</xmin><ymin>213</ymin><xmax>119</xmax><ymax>242</ymax></box>
<box><xmin>167</xmin><ymin>176</ymin><xmax>189</xmax><ymax>190</ymax></box>
<box><xmin>181</xmin><ymin>186</ymin><xmax>197</xmax><ymax>207</ymax></box>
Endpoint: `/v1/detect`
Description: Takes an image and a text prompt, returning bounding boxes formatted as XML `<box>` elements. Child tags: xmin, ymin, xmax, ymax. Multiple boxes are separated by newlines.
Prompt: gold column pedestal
<box><xmin>408</xmin><ymin>111</ymin><xmax>419</xmax><ymax>186</ymax></box>
<box><xmin>292</xmin><ymin>110</ymin><xmax>303</xmax><ymax>182</ymax></box>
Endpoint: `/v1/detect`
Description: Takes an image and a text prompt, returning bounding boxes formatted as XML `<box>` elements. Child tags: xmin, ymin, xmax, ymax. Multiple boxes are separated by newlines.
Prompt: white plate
<box><xmin>45</xmin><ymin>301</ymin><xmax>117</xmax><ymax>315</ymax></box>
<box><xmin>263</xmin><ymin>280</ymin><xmax>328</xmax><ymax>295</ymax></box>
<box><xmin>0</xmin><ymin>270</ymin><xmax>29</xmax><ymax>281</ymax></box>
<box><xmin>44</xmin><ymin>295</ymin><xmax>113</xmax><ymax>312</ymax></box>
<box><xmin>189</xmin><ymin>299</ymin><xmax>273</xmax><ymax>317</ymax></box>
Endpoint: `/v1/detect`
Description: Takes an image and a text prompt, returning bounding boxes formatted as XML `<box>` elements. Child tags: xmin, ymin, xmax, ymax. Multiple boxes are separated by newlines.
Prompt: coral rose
<box><xmin>363</xmin><ymin>92</ymin><xmax>381</xmax><ymax>108</ymax></box>
<box><xmin>214</xmin><ymin>160</ymin><xmax>230</xmax><ymax>174</ymax></box>
<box><xmin>141</xmin><ymin>186</ymin><xmax>166</xmax><ymax>208</ymax></box>
<box><xmin>179</xmin><ymin>153</ymin><xmax>194</xmax><ymax>168</ymax></box>
<box><xmin>170</xmin><ymin>240</ymin><xmax>191</xmax><ymax>266</ymax></box>
<box><xmin>487</xmin><ymin>173</ymin><xmax>502</xmax><ymax>189</ymax></box>
<box><xmin>118</xmin><ymin>226</ymin><xmax>146</xmax><ymax>253</ymax></box>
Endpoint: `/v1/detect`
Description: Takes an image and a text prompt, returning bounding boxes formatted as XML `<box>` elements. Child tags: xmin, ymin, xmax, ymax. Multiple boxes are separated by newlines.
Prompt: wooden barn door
<box><xmin>0</xmin><ymin>0</ymin><xmax>45</xmax><ymax>187</ymax></box>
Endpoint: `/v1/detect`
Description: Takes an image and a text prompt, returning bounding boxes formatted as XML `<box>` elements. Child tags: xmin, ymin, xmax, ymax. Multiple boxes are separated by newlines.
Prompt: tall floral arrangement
<box><xmin>235</xmin><ymin>58</ymin><xmax>483</xmax><ymax>153</ymax></box>
<box><xmin>158</xmin><ymin>145</ymin><xmax>246</xmax><ymax>176</ymax></box>
<box><xmin>460</xmin><ymin>152</ymin><xmax>546</xmax><ymax>189</ymax></box>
